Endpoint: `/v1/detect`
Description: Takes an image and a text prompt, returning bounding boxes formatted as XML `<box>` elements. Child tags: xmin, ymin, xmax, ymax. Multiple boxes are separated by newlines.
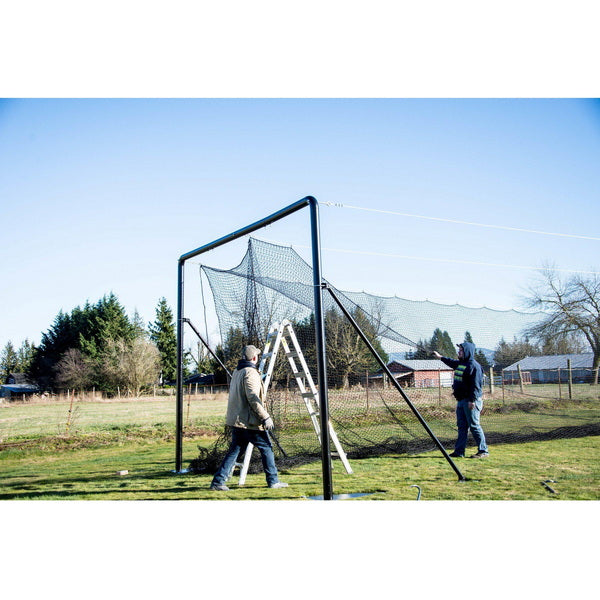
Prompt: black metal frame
<box><xmin>182</xmin><ymin>318</ymin><xmax>231</xmax><ymax>382</ymax></box>
<box><xmin>175</xmin><ymin>196</ymin><xmax>335</xmax><ymax>499</ymax></box>
<box><xmin>324</xmin><ymin>284</ymin><xmax>466</xmax><ymax>481</ymax></box>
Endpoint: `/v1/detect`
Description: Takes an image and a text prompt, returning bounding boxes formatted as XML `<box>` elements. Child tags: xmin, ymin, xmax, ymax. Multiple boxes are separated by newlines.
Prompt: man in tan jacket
<box><xmin>210</xmin><ymin>345</ymin><xmax>288</xmax><ymax>491</ymax></box>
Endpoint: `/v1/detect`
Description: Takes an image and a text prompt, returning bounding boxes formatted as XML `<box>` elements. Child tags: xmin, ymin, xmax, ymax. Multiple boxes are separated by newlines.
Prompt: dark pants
<box><xmin>211</xmin><ymin>427</ymin><xmax>279</xmax><ymax>486</ymax></box>
<box><xmin>455</xmin><ymin>398</ymin><xmax>488</xmax><ymax>454</ymax></box>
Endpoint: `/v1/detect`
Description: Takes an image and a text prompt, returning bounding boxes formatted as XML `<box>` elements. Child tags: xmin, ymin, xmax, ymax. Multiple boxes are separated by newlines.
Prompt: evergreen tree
<box><xmin>29</xmin><ymin>293</ymin><xmax>138</xmax><ymax>390</ymax></box>
<box><xmin>412</xmin><ymin>329</ymin><xmax>456</xmax><ymax>359</ymax></box>
<box><xmin>16</xmin><ymin>339</ymin><xmax>36</xmax><ymax>373</ymax></box>
<box><xmin>148</xmin><ymin>298</ymin><xmax>177</xmax><ymax>383</ymax></box>
<box><xmin>493</xmin><ymin>336</ymin><xmax>541</xmax><ymax>370</ymax></box>
<box><xmin>0</xmin><ymin>342</ymin><xmax>18</xmax><ymax>380</ymax></box>
<box><xmin>80</xmin><ymin>293</ymin><xmax>135</xmax><ymax>361</ymax></box>
<box><xmin>409</xmin><ymin>338</ymin><xmax>431</xmax><ymax>359</ymax></box>
<box><xmin>132</xmin><ymin>309</ymin><xmax>148</xmax><ymax>338</ymax></box>
<box><xmin>441</xmin><ymin>330</ymin><xmax>456</xmax><ymax>357</ymax></box>
<box><xmin>214</xmin><ymin>326</ymin><xmax>245</xmax><ymax>383</ymax></box>
<box><xmin>475</xmin><ymin>349</ymin><xmax>490</xmax><ymax>370</ymax></box>
<box><xmin>429</xmin><ymin>328</ymin><xmax>445</xmax><ymax>354</ymax></box>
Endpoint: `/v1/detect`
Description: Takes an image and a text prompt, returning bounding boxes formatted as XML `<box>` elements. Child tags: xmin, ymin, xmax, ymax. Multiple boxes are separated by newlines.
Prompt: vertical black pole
<box><xmin>175</xmin><ymin>259</ymin><xmax>185</xmax><ymax>473</ymax></box>
<box><xmin>309</xmin><ymin>198</ymin><xmax>334</xmax><ymax>500</ymax></box>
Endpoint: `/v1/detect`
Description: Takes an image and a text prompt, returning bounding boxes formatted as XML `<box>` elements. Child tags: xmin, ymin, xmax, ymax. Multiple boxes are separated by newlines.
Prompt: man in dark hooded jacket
<box><xmin>433</xmin><ymin>341</ymin><xmax>489</xmax><ymax>458</ymax></box>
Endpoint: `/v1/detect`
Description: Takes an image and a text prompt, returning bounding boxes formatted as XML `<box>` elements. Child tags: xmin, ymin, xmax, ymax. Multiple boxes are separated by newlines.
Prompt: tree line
<box><xmin>212</xmin><ymin>306</ymin><xmax>389</xmax><ymax>389</ymax></box>
<box><xmin>408</xmin><ymin>329</ymin><xmax>491</xmax><ymax>367</ymax></box>
<box><xmin>3</xmin><ymin>269</ymin><xmax>598</xmax><ymax>392</ymax></box>
<box><xmin>1</xmin><ymin>294</ymin><xmax>179</xmax><ymax>396</ymax></box>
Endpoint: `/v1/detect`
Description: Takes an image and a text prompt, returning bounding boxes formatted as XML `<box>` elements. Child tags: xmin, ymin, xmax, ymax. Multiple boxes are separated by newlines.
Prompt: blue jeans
<box><xmin>211</xmin><ymin>427</ymin><xmax>280</xmax><ymax>487</ymax></box>
<box><xmin>455</xmin><ymin>398</ymin><xmax>488</xmax><ymax>454</ymax></box>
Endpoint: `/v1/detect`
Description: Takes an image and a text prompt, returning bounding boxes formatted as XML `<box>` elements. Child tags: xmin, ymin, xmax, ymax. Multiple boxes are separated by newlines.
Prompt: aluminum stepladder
<box><xmin>231</xmin><ymin>319</ymin><xmax>353</xmax><ymax>484</ymax></box>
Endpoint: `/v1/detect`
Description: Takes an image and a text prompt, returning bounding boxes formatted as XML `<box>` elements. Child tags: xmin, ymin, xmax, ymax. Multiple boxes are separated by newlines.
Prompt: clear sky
<box><xmin>1</xmin><ymin>98</ymin><xmax>599</xmax><ymax>352</ymax></box>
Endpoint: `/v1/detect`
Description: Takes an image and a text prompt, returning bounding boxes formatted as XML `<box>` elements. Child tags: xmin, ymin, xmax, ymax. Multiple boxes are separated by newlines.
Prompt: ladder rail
<box><xmin>232</xmin><ymin>319</ymin><xmax>353</xmax><ymax>484</ymax></box>
<box><xmin>281</xmin><ymin>321</ymin><xmax>352</xmax><ymax>474</ymax></box>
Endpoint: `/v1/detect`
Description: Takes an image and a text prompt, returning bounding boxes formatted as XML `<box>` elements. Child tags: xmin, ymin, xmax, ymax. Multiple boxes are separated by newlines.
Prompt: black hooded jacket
<box><xmin>439</xmin><ymin>341</ymin><xmax>483</xmax><ymax>402</ymax></box>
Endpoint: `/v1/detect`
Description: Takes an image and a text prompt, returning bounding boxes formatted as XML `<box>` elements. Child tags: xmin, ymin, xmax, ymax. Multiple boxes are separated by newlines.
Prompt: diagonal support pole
<box><xmin>324</xmin><ymin>284</ymin><xmax>466</xmax><ymax>481</ymax></box>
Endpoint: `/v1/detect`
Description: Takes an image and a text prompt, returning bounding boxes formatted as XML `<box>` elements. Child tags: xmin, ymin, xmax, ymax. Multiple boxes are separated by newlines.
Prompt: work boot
<box><xmin>470</xmin><ymin>451</ymin><xmax>489</xmax><ymax>459</ymax></box>
<box><xmin>269</xmin><ymin>482</ymin><xmax>289</xmax><ymax>489</ymax></box>
<box><xmin>210</xmin><ymin>483</ymin><xmax>230</xmax><ymax>491</ymax></box>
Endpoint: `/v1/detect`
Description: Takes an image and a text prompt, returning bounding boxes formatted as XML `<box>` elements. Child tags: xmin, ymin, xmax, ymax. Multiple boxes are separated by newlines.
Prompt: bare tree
<box><xmin>102</xmin><ymin>337</ymin><xmax>161</xmax><ymax>397</ymax></box>
<box><xmin>55</xmin><ymin>348</ymin><xmax>93</xmax><ymax>390</ymax></box>
<box><xmin>123</xmin><ymin>337</ymin><xmax>161</xmax><ymax>397</ymax></box>
<box><xmin>522</xmin><ymin>267</ymin><xmax>600</xmax><ymax>384</ymax></box>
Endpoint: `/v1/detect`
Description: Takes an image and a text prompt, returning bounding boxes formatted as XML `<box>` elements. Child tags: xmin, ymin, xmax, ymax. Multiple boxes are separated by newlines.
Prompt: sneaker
<box><xmin>449</xmin><ymin>451</ymin><xmax>465</xmax><ymax>458</ymax></box>
<box><xmin>269</xmin><ymin>482</ymin><xmax>289</xmax><ymax>489</ymax></box>
<box><xmin>470</xmin><ymin>451</ymin><xmax>489</xmax><ymax>459</ymax></box>
<box><xmin>210</xmin><ymin>483</ymin><xmax>230</xmax><ymax>491</ymax></box>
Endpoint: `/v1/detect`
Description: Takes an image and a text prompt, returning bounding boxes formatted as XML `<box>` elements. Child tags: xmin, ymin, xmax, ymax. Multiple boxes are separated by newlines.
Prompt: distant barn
<box><xmin>0</xmin><ymin>373</ymin><xmax>40</xmax><ymax>399</ymax></box>
<box><xmin>504</xmin><ymin>353</ymin><xmax>595</xmax><ymax>384</ymax></box>
<box><xmin>367</xmin><ymin>359</ymin><xmax>453</xmax><ymax>388</ymax></box>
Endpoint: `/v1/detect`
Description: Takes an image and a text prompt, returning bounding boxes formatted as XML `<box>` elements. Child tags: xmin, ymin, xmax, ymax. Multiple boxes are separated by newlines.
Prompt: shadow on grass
<box><xmin>0</xmin><ymin>464</ymin><xmax>206</xmax><ymax>500</ymax></box>
<box><xmin>0</xmin><ymin>485</ymin><xmax>210</xmax><ymax>500</ymax></box>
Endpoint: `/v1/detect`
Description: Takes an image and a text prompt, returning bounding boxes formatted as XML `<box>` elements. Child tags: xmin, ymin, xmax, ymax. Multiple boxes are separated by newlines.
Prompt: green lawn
<box><xmin>0</xmin><ymin>395</ymin><xmax>227</xmax><ymax>439</ymax></box>
<box><xmin>1</xmin><ymin>433</ymin><xmax>598</xmax><ymax>500</ymax></box>
<box><xmin>2</xmin><ymin>393</ymin><xmax>598</xmax><ymax>500</ymax></box>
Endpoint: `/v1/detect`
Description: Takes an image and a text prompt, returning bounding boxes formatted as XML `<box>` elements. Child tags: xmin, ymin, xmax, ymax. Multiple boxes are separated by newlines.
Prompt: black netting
<box><xmin>189</xmin><ymin>238</ymin><xmax>600</xmax><ymax>474</ymax></box>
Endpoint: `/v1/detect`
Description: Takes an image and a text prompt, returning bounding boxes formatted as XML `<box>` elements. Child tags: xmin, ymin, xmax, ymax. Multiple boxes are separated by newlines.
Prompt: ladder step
<box><xmin>247</xmin><ymin>319</ymin><xmax>352</xmax><ymax>480</ymax></box>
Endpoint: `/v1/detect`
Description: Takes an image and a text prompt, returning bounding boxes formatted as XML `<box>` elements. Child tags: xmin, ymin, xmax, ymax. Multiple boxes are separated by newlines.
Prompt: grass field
<box><xmin>1</xmin><ymin>394</ymin><xmax>599</xmax><ymax>500</ymax></box>
<box><xmin>1</xmin><ymin>431</ymin><xmax>598</xmax><ymax>500</ymax></box>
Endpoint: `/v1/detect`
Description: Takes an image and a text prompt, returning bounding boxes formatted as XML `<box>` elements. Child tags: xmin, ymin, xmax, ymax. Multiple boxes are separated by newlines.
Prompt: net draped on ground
<box><xmin>188</xmin><ymin>238</ymin><xmax>600</xmax><ymax>474</ymax></box>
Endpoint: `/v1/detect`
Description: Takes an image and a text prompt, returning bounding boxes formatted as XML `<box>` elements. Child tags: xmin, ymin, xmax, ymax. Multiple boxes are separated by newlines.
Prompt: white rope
<box><xmin>322</xmin><ymin>202</ymin><xmax>600</xmax><ymax>242</ymax></box>
<box><xmin>258</xmin><ymin>239</ymin><xmax>599</xmax><ymax>276</ymax></box>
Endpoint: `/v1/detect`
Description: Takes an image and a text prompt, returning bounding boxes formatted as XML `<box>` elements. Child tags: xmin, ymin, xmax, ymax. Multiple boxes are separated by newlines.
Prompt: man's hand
<box><xmin>432</xmin><ymin>351</ymin><xmax>442</xmax><ymax>359</ymax></box>
<box><xmin>468</xmin><ymin>402</ymin><xmax>475</xmax><ymax>410</ymax></box>
<box><xmin>263</xmin><ymin>417</ymin><xmax>274</xmax><ymax>431</ymax></box>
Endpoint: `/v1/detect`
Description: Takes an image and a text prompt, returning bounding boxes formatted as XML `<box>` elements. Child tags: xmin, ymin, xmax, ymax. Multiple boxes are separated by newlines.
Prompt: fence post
<box><xmin>557</xmin><ymin>368</ymin><xmax>562</xmax><ymax>400</ymax></box>
<box><xmin>365</xmin><ymin>371</ymin><xmax>370</xmax><ymax>414</ymax></box>
<box><xmin>501</xmin><ymin>371</ymin><xmax>505</xmax><ymax>405</ymax></box>
<box><xmin>567</xmin><ymin>359</ymin><xmax>573</xmax><ymax>400</ymax></box>
<box><xmin>489</xmin><ymin>366</ymin><xmax>494</xmax><ymax>396</ymax></box>
<box><xmin>438</xmin><ymin>369</ymin><xmax>442</xmax><ymax>406</ymax></box>
<box><xmin>517</xmin><ymin>364</ymin><xmax>524</xmax><ymax>394</ymax></box>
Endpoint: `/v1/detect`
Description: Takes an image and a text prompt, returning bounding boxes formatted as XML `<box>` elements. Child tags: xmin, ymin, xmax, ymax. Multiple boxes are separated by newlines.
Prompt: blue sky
<box><xmin>1</xmin><ymin>98</ymin><xmax>599</xmax><ymax>352</ymax></box>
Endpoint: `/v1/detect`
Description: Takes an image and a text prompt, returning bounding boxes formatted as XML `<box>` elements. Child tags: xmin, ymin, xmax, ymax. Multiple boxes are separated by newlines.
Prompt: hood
<box><xmin>459</xmin><ymin>341</ymin><xmax>476</xmax><ymax>362</ymax></box>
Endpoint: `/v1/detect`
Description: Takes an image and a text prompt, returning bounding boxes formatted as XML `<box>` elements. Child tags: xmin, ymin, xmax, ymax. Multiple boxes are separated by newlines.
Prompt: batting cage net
<box><xmin>189</xmin><ymin>238</ymin><xmax>600</xmax><ymax>474</ymax></box>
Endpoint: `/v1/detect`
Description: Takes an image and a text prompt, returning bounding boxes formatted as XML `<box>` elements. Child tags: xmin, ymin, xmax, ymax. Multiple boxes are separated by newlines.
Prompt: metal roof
<box><xmin>389</xmin><ymin>360</ymin><xmax>453</xmax><ymax>371</ymax></box>
<box><xmin>504</xmin><ymin>353</ymin><xmax>594</xmax><ymax>371</ymax></box>
<box><xmin>1</xmin><ymin>384</ymin><xmax>40</xmax><ymax>393</ymax></box>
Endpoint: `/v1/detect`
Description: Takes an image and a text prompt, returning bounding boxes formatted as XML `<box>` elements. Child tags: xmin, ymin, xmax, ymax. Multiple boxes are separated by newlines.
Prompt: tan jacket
<box><xmin>225</xmin><ymin>365</ymin><xmax>270</xmax><ymax>430</ymax></box>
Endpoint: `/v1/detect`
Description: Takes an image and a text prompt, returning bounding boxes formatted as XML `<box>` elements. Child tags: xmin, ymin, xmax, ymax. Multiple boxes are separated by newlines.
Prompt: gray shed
<box><xmin>504</xmin><ymin>353</ymin><xmax>594</xmax><ymax>384</ymax></box>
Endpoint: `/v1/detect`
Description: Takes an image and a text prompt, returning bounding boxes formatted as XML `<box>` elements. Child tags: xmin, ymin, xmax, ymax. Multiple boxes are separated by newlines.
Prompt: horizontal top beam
<box><xmin>179</xmin><ymin>195</ymin><xmax>317</xmax><ymax>264</ymax></box>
